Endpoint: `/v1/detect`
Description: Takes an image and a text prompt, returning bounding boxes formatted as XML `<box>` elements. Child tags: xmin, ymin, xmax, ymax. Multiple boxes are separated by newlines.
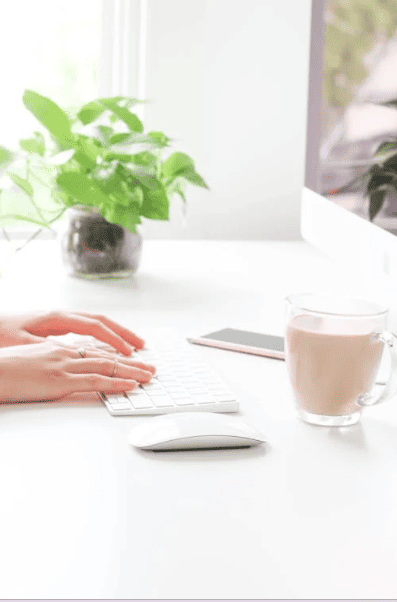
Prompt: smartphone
<box><xmin>187</xmin><ymin>328</ymin><xmax>285</xmax><ymax>360</ymax></box>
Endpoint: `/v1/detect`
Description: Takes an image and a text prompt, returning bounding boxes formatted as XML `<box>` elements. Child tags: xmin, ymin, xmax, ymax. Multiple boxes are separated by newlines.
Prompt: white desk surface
<box><xmin>1</xmin><ymin>239</ymin><xmax>397</xmax><ymax>599</ymax></box>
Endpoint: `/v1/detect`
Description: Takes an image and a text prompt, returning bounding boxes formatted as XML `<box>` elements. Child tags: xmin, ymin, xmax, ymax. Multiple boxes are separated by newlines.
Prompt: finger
<box><xmin>103</xmin><ymin>357</ymin><xmax>157</xmax><ymax>374</ymax></box>
<box><xmin>60</xmin><ymin>345</ymin><xmax>156</xmax><ymax>373</ymax></box>
<box><xmin>70</xmin><ymin>312</ymin><xmax>145</xmax><ymax>349</ymax></box>
<box><xmin>68</xmin><ymin>374</ymin><xmax>140</xmax><ymax>394</ymax></box>
<box><xmin>49</xmin><ymin>314</ymin><xmax>136</xmax><ymax>356</ymax></box>
<box><xmin>88</xmin><ymin>344</ymin><xmax>157</xmax><ymax>373</ymax></box>
<box><xmin>14</xmin><ymin>335</ymin><xmax>44</xmax><ymax>345</ymax></box>
<box><xmin>67</xmin><ymin>359</ymin><xmax>154</xmax><ymax>382</ymax></box>
<box><xmin>123</xmin><ymin>360</ymin><xmax>157</xmax><ymax>375</ymax></box>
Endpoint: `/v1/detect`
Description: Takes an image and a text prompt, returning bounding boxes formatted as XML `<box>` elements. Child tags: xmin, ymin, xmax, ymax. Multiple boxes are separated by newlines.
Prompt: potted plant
<box><xmin>0</xmin><ymin>90</ymin><xmax>209</xmax><ymax>278</ymax></box>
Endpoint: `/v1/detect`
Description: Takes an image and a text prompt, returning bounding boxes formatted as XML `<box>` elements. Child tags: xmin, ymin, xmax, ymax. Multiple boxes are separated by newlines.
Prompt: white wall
<box><xmin>140</xmin><ymin>0</ymin><xmax>312</xmax><ymax>240</ymax></box>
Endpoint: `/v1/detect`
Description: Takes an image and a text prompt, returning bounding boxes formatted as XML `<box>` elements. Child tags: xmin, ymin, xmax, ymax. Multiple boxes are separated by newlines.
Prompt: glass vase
<box><xmin>60</xmin><ymin>206</ymin><xmax>142</xmax><ymax>279</ymax></box>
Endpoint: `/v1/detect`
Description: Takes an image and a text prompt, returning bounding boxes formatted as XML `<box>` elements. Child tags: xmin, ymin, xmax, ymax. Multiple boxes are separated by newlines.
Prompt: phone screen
<box><xmin>201</xmin><ymin>328</ymin><xmax>284</xmax><ymax>352</ymax></box>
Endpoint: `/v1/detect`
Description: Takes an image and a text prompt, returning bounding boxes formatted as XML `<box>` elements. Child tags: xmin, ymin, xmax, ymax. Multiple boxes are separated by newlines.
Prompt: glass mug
<box><xmin>285</xmin><ymin>293</ymin><xmax>397</xmax><ymax>426</ymax></box>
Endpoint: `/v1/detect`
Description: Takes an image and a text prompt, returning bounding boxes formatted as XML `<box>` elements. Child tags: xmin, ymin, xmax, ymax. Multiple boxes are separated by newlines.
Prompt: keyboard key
<box><xmin>174</xmin><ymin>396</ymin><xmax>195</xmax><ymax>406</ymax></box>
<box><xmin>214</xmin><ymin>394</ymin><xmax>237</xmax><ymax>402</ymax></box>
<box><xmin>126</xmin><ymin>392</ymin><xmax>153</xmax><ymax>409</ymax></box>
<box><xmin>168</xmin><ymin>391</ymin><xmax>191</xmax><ymax>399</ymax></box>
<box><xmin>151</xmin><ymin>395</ymin><xmax>174</xmax><ymax>408</ymax></box>
<box><xmin>162</xmin><ymin>385</ymin><xmax>186</xmax><ymax>393</ymax></box>
<box><xmin>110</xmin><ymin>401</ymin><xmax>133</xmax><ymax>411</ymax></box>
<box><xmin>106</xmin><ymin>394</ymin><xmax>129</xmax><ymax>405</ymax></box>
<box><xmin>180</xmin><ymin>378</ymin><xmax>201</xmax><ymax>386</ymax></box>
<box><xmin>184</xmin><ymin>382</ymin><xmax>203</xmax><ymax>390</ymax></box>
<box><xmin>158</xmin><ymin>381</ymin><xmax>179</xmax><ymax>389</ymax></box>
<box><xmin>146</xmin><ymin>390</ymin><xmax>169</xmax><ymax>397</ymax></box>
<box><xmin>207</xmin><ymin>386</ymin><xmax>232</xmax><ymax>394</ymax></box>
<box><xmin>141</xmin><ymin>383</ymin><xmax>164</xmax><ymax>391</ymax></box>
<box><xmin>185</xmin><ymin>387</ymin><xmax>208</xmax><ymax>395</ymax></box>
<box><xmin>195</xmin><ymin>394</ymin><xmax>217</xmax><ymax>404</ymax></box>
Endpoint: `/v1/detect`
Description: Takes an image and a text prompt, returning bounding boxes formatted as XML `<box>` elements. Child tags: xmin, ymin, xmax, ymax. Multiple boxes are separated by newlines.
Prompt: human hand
<box><xmin>0</xmin><ymin>310</ymin><xmax>145</xmax><ymax>356</ymax></box>
<box><xmin>0</xmin><ymin>340</ymin><xmax>156</xmax><ymax>404</ymax></box>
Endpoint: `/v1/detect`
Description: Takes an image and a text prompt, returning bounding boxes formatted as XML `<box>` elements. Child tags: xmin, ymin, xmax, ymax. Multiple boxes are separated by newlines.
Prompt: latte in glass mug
<box><xmin>285</xmin><ymin>294</ymin><xmax>397</xmax><ymax>427</ymax></box>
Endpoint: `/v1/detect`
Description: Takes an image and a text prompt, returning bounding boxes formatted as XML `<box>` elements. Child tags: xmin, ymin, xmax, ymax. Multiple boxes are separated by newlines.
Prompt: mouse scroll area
<box><xmin>128</xmin><ymin>412</ymin><xmax>266</xmax><ymax>451</ymax></box>
<box><xmin>146</xmin><ymin>435</ymin><xmax>260</xmax><ymax>451</ymax></box>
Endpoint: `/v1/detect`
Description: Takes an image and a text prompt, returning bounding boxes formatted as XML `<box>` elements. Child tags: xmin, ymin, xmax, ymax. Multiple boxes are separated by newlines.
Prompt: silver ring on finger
<box><xmin>111</xmin><ymin>359</ymin><xmax>118</xmax><ymax>378</ymax></box>
<box><xmin>78</xmin><ymin>346</ymin><xmax>87</xmax><ymax>358</ymax></box>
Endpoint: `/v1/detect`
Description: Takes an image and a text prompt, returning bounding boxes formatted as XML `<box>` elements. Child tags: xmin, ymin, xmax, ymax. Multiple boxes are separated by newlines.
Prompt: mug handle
<box><xmin>357</xmin><ymin>331</ymin><xmax>397</xmax><ymax>407</ymax></box>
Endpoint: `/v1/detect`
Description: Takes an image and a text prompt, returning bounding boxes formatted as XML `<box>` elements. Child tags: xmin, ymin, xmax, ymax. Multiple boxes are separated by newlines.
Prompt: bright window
<box><xmin>0</xmin><ymin>0</ymin><xmax>143</xmax><ymax>249</ymax></box>
<box><xmin>0</xmin><ymin>0</ymin><xmax>103</xmax><ymax>149</ymax></box>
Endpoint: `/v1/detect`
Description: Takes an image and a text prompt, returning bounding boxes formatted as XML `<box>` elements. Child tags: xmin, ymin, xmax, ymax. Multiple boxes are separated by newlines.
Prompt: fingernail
<box><xmin>127</xmin><ymin>381</ymin><xmax>138</xmax><ymax>389</ymax></box>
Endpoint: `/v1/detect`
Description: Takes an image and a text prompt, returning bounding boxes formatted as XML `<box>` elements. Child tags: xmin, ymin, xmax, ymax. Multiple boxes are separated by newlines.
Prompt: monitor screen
<box><xmin>308</xmin><ymin>0</ymin><xmax>397</xmax><ymax>237</ymax></box>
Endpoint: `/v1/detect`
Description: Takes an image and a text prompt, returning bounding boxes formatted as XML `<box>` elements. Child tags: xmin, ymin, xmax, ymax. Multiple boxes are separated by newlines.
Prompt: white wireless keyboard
<box><xmin>62</xmin><ymin>329</ymin><xmax>239</xmax><ymax>416</ymax></box>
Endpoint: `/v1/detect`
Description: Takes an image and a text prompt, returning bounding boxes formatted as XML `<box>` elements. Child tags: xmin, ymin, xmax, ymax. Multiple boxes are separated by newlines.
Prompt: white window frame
<box><xmin>0</xmin><ymin>0</ymin><xmax>147</xmax><ymax>241</ymax></box>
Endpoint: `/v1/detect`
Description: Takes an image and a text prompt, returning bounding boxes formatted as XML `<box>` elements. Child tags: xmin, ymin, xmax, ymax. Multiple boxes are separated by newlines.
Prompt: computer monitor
<box><xmin>302</xmin><ymin>0</ymin><xmax>397</xmax><ymax>280</ymax></box>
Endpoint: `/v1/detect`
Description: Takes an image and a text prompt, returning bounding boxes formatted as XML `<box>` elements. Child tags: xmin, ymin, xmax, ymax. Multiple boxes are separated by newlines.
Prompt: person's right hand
<box><xmin>0</xmin><ymin>340</ymin><xmax>156</xmax><ymax>403</ymax></box>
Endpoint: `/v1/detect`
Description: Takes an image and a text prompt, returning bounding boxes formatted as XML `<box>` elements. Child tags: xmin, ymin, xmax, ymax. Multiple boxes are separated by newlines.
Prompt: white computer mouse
<box><xmin>128</xmin><ymin>412</ymin><xmax>266</xmax><ymax>451</ymax></box>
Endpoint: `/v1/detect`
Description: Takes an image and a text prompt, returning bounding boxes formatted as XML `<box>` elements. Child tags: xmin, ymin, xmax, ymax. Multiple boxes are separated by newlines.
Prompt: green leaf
<box><xmin>104</xmin><ymin>152</ymin><xmax>136</xmax><ymax>163</ymax></box>
<box><xmin>104</xmin><ymin>150</ymin><xmax>156</xmax><ymax>167</ymax></box>
<box><xmin>161</xmin><ymin>152</ymin><xmax>195</xmax><ymax>179</ymax></box>
<box><xmin>148</xmin><ymin>131</ymin><xmax>171</xmax><ymax>147</ymax></box>
<box><xmin>367</xmin><ymin>170</ymin><xmax>397</xmax><ymax>195</ymax></box>
<box><xmin>7</xmin><ymin>172</ymin><xmax>34</xmax><ymax>197</ymax></box>
<box><xmin>68</xmin><ymin>136</ymin><xmax>103</xmax><ymax>172</ymax></box>
<box><xmin>76</xmin><ymin>136</ymin><xmax>103</xmax><ymax>163</ymax></box>
<box><xmin>0</xmin><ymin>146</ymin><xmax>14</xmax><ymax>170</ymax></box>
<box><xmin>122</xmin><ymin>97</ymin><xmax>148</xmax><ymax>109</ymax></box>
<box><xmin>130</xmin><ymin>151</ymin><xmax>157</xmax><ymax>167</ymax></box>
<box><xmin>97</xmin><ymin>125</ymin><xmax>113</xmax><ymax>143</ymax></box>
<box><xmin>101</xmin><ymin>203</ymin><xmax>141</xmax><ymax>233</ymax></box>
<box><xmin>99</xmin><ymin>99</ymin><xmax>144</xmax><ymax>132</ymax></box>
<box><xmin>56</xmin><ymin>172</ymin><xmax>112</xmax><ymax>207</ymax></box>
<box><xmin>72</xmin><ymin>150</ymin><xmax>96</xmax><ymax>171</ymax></box>
<box><xmin>179</xmin><ymin>168</ymin><xmax>209</xmax><ymax>189</ymax></box>
<box><xmin>109</xmin><ymin>133</ymin><xmax>132</xmax><ymax>144</ymax></box>
<box><xmin>99</xmin><ymin>96</ymin><xmax>144</xmax><ymax>106</ymax></box>
<box><xmin>174</xmin><ymin>185</ymin><xmax>187</xmax><ymax>204</ymax></box>
<box><xmin>19</xmin><ymin>131</ymin><xmax>45</xmax><ymax>156</ymax></box>
<box><xmin>23</xmin><ymin>90</ymin><xmax>73</xmax><ymax>147</ymax></box>
<box><xmin>140</xmin><ymin>185</ymin><xmax>169</xmax><ymax>220</ymax></box>
<box><xmin>125</xmin><ymin>165</ymin><xmax>161</xmax><ymax>190</ymax></box>
<box><xmin>106</xmin><ymin>191</ymin><xmax>131</xmax><ymax>207</ymax></box>
<box><xmin>374</xmin><ymin>140</ymin><xmax>397</xmax><ymax>156</ymax></box>
<box><xmin>109</xmin><ymin>132</ymin><xmax>170</xmax><ymax>148</ymax></box>
<box><xmin>369</xmin><ymin>189</ymin><xmax>386</xmax><ymax>221</ymax></box>
<box><xmin>379</xmin><ymin>98</ymin><xmax>397</xmax><ymax>109</ymax></box>
<box><xmin>77</xmin><ymin>101</ymin><xmax>105</xmax><ymax>125</ymax></box>
<box><xmin>52</xmin><ymin>187</ymin><xmax>76</xmax><ymax>207</ymax></box>
<box><xmin>130</xmin><ymin>186</ymin><xmax>144</xmax><ymax>207</ymax></box>
<box><xmin>167</xmin><ymin>178</ymin><xmax>187</xmax><ymax>203</ymax></box>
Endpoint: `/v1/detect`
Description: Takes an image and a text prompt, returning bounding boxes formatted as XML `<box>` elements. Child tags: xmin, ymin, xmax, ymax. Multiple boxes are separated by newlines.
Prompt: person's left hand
<box><xmin>0</xmin><ymin>310</ymin><xmax>145</xmax><ymax>356</ymax></box>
